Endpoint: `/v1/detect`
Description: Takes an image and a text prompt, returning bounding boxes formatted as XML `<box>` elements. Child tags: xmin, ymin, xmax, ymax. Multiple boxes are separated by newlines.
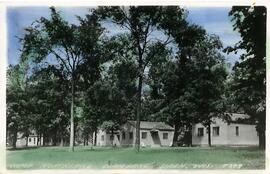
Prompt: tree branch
<box><xmin>50</xmin><ymin>49</ymin><xmax>71</xmax><ymax>75</ymax></box>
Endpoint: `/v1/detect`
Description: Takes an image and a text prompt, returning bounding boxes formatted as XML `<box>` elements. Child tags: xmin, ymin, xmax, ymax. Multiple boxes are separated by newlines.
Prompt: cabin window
<box><xmin>29</xmin><ymin>138</ymin><xmax>31</xmax><ymax>142</ymax></box>
<box><xmin>33</xmin><ymin>137</ymin><xmax>36</xmax><ymax>144</ymax></box>
<box><xmin>142</xmin><ymin>132</ymin><xmax>147</xmax><ymax>139</ymax></box>
<box><xmin>197</xmin><ymin>128</ymin><xmax>204</xmax><ymax>136</ymax></box>
<box><xmin>129</xmin><ymin>132</ymin><xmax>133</xmax><ymax>139</ymax></box>
<box><xmin>213</xmin><ymin>127</ymin><xmax>220</xmax><ymax>136</ymax></box>
<box><xmin>163</xmin><ymin>133</ymin><xmax>168</xmax><ymax>139</ymax></box>
<box><xmin>122</xmin><ymin>132</ymin><xmax>126</xmax><ymax>140</ymax></box>
<box><xmin>101</xmin><ymin>135</ymin><xmax>104</xmax><ymax>141</ymax></box>
<box><xmin>236</xmin><ymin>126</ymin><xmax>239</xmax><ymax>136</ymax></box>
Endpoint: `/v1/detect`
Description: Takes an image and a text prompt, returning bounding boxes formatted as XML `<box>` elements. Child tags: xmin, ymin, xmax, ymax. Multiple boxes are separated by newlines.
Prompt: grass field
<box><xmin>6</xmin><ymin>146</ymin><xmax>265</xmax><ymax>169</ymax></box>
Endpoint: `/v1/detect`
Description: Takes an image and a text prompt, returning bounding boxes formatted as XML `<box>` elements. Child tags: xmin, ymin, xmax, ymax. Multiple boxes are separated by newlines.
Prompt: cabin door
<box><xmin>151</xmin><ymin>131</ymin><xmax>161</xmax><ymax>146</ymax></box>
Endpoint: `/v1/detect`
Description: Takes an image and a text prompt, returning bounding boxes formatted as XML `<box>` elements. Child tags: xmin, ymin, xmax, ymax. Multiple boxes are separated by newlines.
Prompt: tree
<box><xmin>7</xmin><ymin>65</ymin><xmax>22</xmax><ymax>148</ymax></box>
<box><xmin>29</xmin><ymin>65</ymin><xmax>70</xmax><ymax>146</ymax></box>
<box><xmin>19</xmin><ymin>7</ymin><xmax>104</xmax><ymax>151</ymax></box>
<box><xmin>6</xmin><ymin>62</ymin><xmax>32</xmax><ymax>148</ymax></box>
<box><xmin>100</xmin><ymin>121</ymin><xmax>120</xmax><ymax>147</ymax></box>
<box><xmin>94</xmin><ymin>6</ymin><xmax>191</xmax><ymax>152</ymax></box>
<box><xmin>90</xmin><ymin>78</ymin><xmax>128</xmax><ymax>143</ymax></box>
<box><xmin>77</xmin><ymin>33</ymin><xmax>137</xmax><ymax>146</ymax></box>
<box><xmin>80</xmin><ymin>82</ymin><xmax>105</xmax><ymax>146</ymax></box>
<box><xmin>160</xmin><ymin>34</ymin><xmax>228</xmax><ymax>147</ymax></box>
<box><xmin>190</xmin><ymin>35</ymin><xmax>228</xmax><ymax>146</ymax></box>
<box><xmin>225</xmin><ymin>6</ymin><xmax>266</xmax><ymax>149</ymax></box>
<box><xmin>80</xmin><ymin>104</ymin><xmax>100</xmax><ymax>146</ymax></box>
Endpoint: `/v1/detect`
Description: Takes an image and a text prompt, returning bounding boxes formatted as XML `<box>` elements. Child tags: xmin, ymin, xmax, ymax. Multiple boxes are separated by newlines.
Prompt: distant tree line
<box><xmin>6</xmin><ymin>6</ymin><xmax>266</xmax><ymax>150</ymax></box>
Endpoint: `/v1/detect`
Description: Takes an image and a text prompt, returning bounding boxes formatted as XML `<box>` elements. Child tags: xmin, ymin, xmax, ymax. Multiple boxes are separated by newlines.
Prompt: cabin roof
<box><xmin>230</xmin><ymin>113</ymin><xmax>250</xmax><ymax>121</ymax></box>
<box><xmin>128</xmin><ymin>121</ymin><xmax>174</xmax><ymax>131</ymax></box>
<box><xmin>229</xmin><ymin>113</ymin><xmax>254</xmax><ymax>124</ymax></box>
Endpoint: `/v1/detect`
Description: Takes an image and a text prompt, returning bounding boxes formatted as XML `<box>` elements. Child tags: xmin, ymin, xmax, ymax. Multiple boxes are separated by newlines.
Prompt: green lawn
<box><xmin>6</xmin><ymin>146</ymin><xmax>265</xmax><ymax>169</ymax></box>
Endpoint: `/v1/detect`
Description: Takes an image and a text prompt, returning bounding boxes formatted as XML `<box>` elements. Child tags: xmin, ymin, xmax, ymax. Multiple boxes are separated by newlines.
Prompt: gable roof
<box><xmin>231</xmin><ymin>113</ymin><xmax>250</xmax><ymax>121</ymax></box>
<box><xmin>211</xmin><ymin>113</ymin><xmax>254</xmax><ymax>124</ymax></box>
<box><xmin>229</xmin><ymin>113</ymin><xmax>254</xmax><ymax>124</ymax></box>
<box><xmin>128</xmin><ymin>121</ymin><xmax>174</xmax><ymax>131</ymax></box>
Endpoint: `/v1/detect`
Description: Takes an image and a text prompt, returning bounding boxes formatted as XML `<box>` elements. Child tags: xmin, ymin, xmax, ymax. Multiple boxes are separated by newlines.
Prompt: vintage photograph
<box><xmin>6</xmin><ymin>5</ymin><xmax>266</xmax><ymax>169</ymax></box>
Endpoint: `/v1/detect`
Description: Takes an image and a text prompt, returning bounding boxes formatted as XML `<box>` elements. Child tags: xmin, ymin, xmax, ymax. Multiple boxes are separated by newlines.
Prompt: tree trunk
<box><xmin>70</xmin><ymin>77</ymin><xmax>75</xmax><ymax>152</ymax></box>
<box><xmin>38</xmin><ymin>134</ymin><xmax>41</xmax><ymax>146</ymax></box>
<box><xmin>258</xmin><ymin>131</ymin><xmax>265</xmax><ymax>149</ymax></box>
<box><xmin>187</xmin><ymin>124</ymin><xmax>193</xmax><ymax>147</ymax></box>
<box><xmin>172</xmin><ymin>122</ymin><xmax>180</xmax><ymax>147</ymax></box>
<box><xmin>207</xmin><ymin>122</ymin><xmax>211</xmax><ymax>147</ymax></box>
<box><xmin>86</xmin><ymin>134</ymin><xmax>89</xmax><ymax>146</ymax></box>
<box><xmin>12</xmin><ymin>131</ymin><xmax>17</xmax><ymax>149</ymax></box>
<box><xmin>36</xmin><ymin>134</ymin><xmax>39</xmax><ymax>146</ymax></box>
<box><xmin>258</xmin><ymin>113</ymin><xmax>266</xmax><ymax>149</ymax></box>
<box><xmin>43</xmin><ymin>136</ymin><xmax>46</xmax><ymax>146</ymax></box>
<box><xmin>94</xmin><ymin>128</ymin><xmax>97</xmax><ymax>146</ymax></box>
<box><xmin>52</xmin><ymin>133</ymin><xmax>57</xmax><ymax>146</ymax></box>
<box><xmin>74</xmin><ymin>124</ymin><xmax>76</xmax><ymax>146</ymax></box>
<box><xmin>135</xmin><ymin>74</ymin><xmax>143</xmax><ymax>152</ymax></box>
<box><xmin>40</xmin><ymin>134</ymin><xmax>42</xmax><ymax>146</ymax></box>
<box><xmin>258</xmin><ymin>117</ymin><xmax>265</xmax><ymax>149</ymax></box>
<box><xmin>43</xmin><ymin>137</ymin><xmax>46</xmax><ymax>146</ymax></box>
<box><xmin>92</xmin><ymin>133</ymin><xmax>94</xmax><ymax>145</ymax></box>
<box><xmin>134</xmin><ymin>32</ymin><xmax>144</xmax><ymax>152</ymax></box>
<box><xmin>60</xmin><ymin>136</ymin><xmax>64</xmax><ymax>147</ymax></box>
<box><xmin>25</xmin><ymin>136</ymin><xmax>28</xmax><ymax>147</ymax></box>
<box><xmin>111</xmin><ymin>130</ymin><xmax>114</xmax><ymax>147</ymax></box>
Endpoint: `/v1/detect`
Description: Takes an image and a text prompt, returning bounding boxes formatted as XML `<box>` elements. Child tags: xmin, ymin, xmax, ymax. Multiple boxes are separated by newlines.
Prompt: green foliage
<box><xmin>225</xmin><ymin>6</ymin><xmax>266</xmax><ymax>148</ymax></box>
<box><xmin>9</xmin><ymin>6</ymin><xmax>263</xmax><ymax>149</ymax></box>
<box><xmin>157</xmin><ymin>34</ymin><xmax>228</xmax><ymax>146</ymax></box>
<box><xmin>6</xmin><ymin>64</ymin><xmax>32</xmax><ymax>148</ymax></box>
<box><xmin>29</xmin><ymin>65</ymin><xmax>70</xmax><ymax>142</ymax></box>
<box><xmin>13</xmin><ymin>7</ymin><xmax>105</xmax><ymax>149</ymax></box>
<box><xmin>100</xmin><ymin>120</ymin><xmax>120</xmax><ymax>132</ymax></box>
<box><xmin>187</xmin><ymin>35</ymin><xmax>228</xmax><ymax>124</ymax></box>
<box><xmin>94</xmin><ymin>6</ymin><xmax>199</xmax><ymax>151</ymax></box>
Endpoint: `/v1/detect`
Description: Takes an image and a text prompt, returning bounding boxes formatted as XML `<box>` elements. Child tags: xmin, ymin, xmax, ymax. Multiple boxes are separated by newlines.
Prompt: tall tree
<box><xmin>190</xmin><ymin>35</ymin><xmax>228</xmax><ymax>146</ymax></box>
<box><xmin>6</xmin><ymin>58</ymin><xmax>33</xmax><ymax>148</ymax></box>
<box><xmin>160</xmin><ymin>34</ymin><xmax>228</xmax><ymax>146</ymax></box>
<box><xmin>19</xmin><ymin>7</ymin><xmax>104</xmax><ymax>151</ymax></box>
<box><xmin>6</xmin><ymin>65</ymin><xmax>27</xmax><ymax>148</ymax></box>
<box><xmin>29</xmin><ymin>65</ymin><xmax>70</xmax><ymax>146</ymax></box>
<box><xmin>225</xmin><ymin>6</ymin><xmax>266</xmax><ymax>149</ymax></box>
<box><xmin>94</xmin><ymin>6</ymin><xmax>190</xmax><ymax>152</ymax></box>
<box><xmin>78</xmin><ymin>33</ymin><xmax>137</xmax><ymax>146</ymax></box>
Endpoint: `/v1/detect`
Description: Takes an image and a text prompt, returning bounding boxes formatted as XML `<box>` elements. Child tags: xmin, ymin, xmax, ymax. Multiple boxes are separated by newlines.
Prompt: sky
<box><xmin>7</xmin><ymin>6</ymin><xmax>243</xmax><ymax>66</ymax></box>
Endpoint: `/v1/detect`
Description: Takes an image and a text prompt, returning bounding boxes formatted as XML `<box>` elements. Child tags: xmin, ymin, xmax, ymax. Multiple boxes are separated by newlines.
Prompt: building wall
<box><xmin>140</xmin><ymin>130</ymin><xmax>174</xmax><ymax>147</ymax></box>
<box><xmin>192</xmin><ymin>119</ymin><xmax>228</xmax><ymax>146</ymax></box>
<box><xmin>192</xmin><ymin>118</ymin><xmax>259</xmax><ymax>146</ymax></box>
<box><xmin>16</xmin><ymin>136</ymin><xmax>44</xmax><ymax>147</ymax></box>
<box><xmin>120</xmin><ymin>122</ymin><xmax>136</xmax><ymax>146</ymax></box>
<box><xmin>96</xmin><ymin>122</ymin><xmax>135</xmax><ymax>147</ymax></box>
<box><xmin>227</xmin><ymin>124</ymin><xmax>259</xmax><ymax>145</ymax></box>
<box><xmin>96</xmin><ymin>122</ymin><xmax>174</xmax><ymax>147</ymax></box>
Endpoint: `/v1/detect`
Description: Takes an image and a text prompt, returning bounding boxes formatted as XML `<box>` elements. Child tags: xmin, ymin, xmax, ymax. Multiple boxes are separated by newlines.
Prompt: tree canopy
<box><xmin>6</xmin><ymin>6</ymin><xmax>265</xmax><ymax>150</ymax></box>
<box><xmin>225</xmin><ymin>6</ymin><xmax>266</xmax><ymax>149</ymax></box>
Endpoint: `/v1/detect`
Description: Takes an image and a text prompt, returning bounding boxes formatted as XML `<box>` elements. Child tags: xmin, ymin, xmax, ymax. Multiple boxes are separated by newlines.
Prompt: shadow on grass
<box><xmin>78</xmin><ymin>146</ymin><xmax>128</xmax><ymax>152</ymax></box>
<box><xmin>7</xmin><ymin>145</ymin><xmax>69</xmax><ymax>151</ymax></box>
<box><xmin>7</xmin><ymin>146</ymin><xmax>40</xmax><ymax>151</ymax></box>
<box><xmin>7</xmin><ymin>145</ymin><xmax>263</xmax><ymax>153</ymax></box>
